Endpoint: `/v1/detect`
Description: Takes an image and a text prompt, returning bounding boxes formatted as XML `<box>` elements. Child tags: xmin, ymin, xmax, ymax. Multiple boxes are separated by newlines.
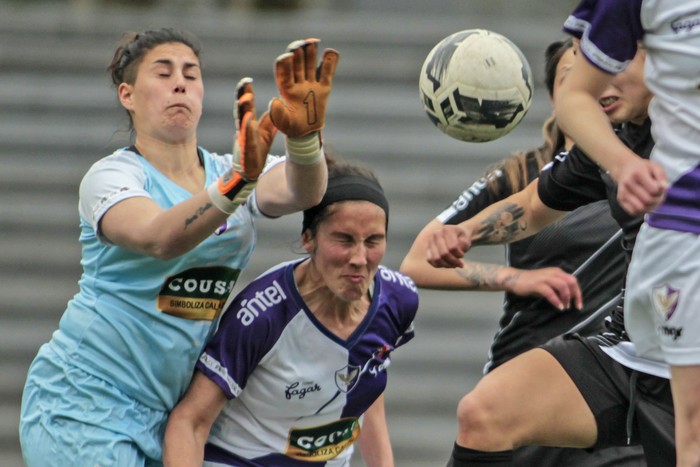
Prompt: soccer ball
<box><xmin>419</xmin><ymin>29</ymin><xmax>534</xmax><ymax>143</ymax></box>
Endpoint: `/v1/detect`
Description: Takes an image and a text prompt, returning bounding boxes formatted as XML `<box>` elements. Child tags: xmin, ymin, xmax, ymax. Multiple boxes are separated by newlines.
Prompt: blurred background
<box><xmin>0</xmin><ymin>0</ymin><xmax>578</xmax><ymax>465</ymax></box>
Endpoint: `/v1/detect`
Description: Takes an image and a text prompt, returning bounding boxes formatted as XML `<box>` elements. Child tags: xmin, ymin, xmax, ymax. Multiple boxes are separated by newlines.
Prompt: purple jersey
<box><xmin>196</xmin><ymin>259</ymin><xmax>418</xmax><ymax>466</ymax></box>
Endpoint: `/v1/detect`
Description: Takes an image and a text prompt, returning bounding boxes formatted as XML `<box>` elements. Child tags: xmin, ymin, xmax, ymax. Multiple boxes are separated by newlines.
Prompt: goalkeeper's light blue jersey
<box><xmin>51</xmin><ymin>146</ymin><xmax>259</xmax><ymax>410</ymax></box>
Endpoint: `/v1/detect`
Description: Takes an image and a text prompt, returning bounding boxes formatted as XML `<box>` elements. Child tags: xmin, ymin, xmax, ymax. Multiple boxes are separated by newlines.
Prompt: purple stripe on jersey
<box><xmin>564</xmin><ymin>0</ymin><xmax>644</xmax><ymax>73</ymax></box>
<box><xmin>205</xmin><ymin>443</ymin><xmax>324</xmax><ymax>466</ymax></box>
<box><xmin>648</xmin><ymin>164</ymin><xmax>700</xmax><ymax>234</ymax></box>
<box><xmin>197</xmin><ymin>265</ymin><xmax>300</xmax><ymax>399</ymax></box>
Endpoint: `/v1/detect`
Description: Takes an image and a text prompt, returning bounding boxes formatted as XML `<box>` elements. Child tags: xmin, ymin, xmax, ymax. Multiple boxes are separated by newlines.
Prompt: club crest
<box><xmin>652</xmin><ymin>284</ymin><xmax>680</xmax><ymax>321</ymax></box>
<box><xmin>334</xmin><ymin>365</ymin><xmax>361</xmax><ymax>393</ymax></box>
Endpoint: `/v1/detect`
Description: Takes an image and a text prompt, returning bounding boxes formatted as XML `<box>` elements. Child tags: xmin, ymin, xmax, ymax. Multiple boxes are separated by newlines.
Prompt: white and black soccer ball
<box><xmin>419</xmin><ymin>29</ymin><xmax>534</xmax><ymax>143</ymax></box>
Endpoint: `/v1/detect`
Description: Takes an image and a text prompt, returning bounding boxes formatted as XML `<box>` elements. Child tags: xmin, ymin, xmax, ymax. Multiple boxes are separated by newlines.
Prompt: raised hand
<box><xmin>268</xmin><ymin>38</ymin><xmax>340</xmax><ymax>138</ymax></box>
<box><xmin>232</xmin><ymin>77</ymin><xmax>278</xmax><ymax>181</ymax></box>
<box><xmin>208</xmin><ymin>78</ymin><xmax>278</xmax><ymax>214</ymax></box>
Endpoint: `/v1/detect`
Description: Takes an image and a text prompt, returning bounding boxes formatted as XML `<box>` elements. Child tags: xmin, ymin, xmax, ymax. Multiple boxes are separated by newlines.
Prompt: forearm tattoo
<box><xmin>184</xmin><ymin>202</ymin><xmax>215</xmax><ymax>229</ymax></box>
<box><xmin>474</xmin><ymin>203</ymin><xmax>527</xmax><ymax>244</ymax></box>
<box><xmin>456</xmin><ymin>263</ymin><xmax>522</xmax><ymax>290</ymax></box>
<box><xmin>456</xmin><ymin>263</ymin><xmax>502</xmax><ymax>288</ymax></box>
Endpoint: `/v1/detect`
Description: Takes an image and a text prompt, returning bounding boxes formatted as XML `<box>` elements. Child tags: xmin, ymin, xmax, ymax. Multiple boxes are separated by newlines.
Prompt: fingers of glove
<box><xmin>235</xmin><ymin>77</ymin><xmax>254</xmax><ymax>100</ymax></box>
<box><xmin>286</xmin><ymin>38</ymin><xmax>319</xmax><ymax>82</ymax></box>
<box><xmin>257</xmin><ymin>110</ymin><xmax>278</xmax><ymax>153</ymax></box>
<box><xmin>241</xmin><ymin>116</ymin><xmax>265</xmax><ymax>181</ymax></box>
<box><xmin>234</xmin><ymin>77</ymin><xmax>255</xmax><ymax>127</ymax></box>
<box><xmin>274</xmin><ymin>52</ymin><xmax>295</xmax><ymax>93</ymax></box>
<box><xmin>317</xmin><ymin>48</ymin><xmax>340</xmax><ymax>86</ymax></box>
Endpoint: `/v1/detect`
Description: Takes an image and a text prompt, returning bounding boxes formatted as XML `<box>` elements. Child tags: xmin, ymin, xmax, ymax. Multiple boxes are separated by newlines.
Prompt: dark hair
<box><xmin>544</xmin><ymin>37</ymin><xmax>574</xmax><ymax>98</ymax></box>
<box><xmin>107</xmin><ymin>27</ymin><xmax>201</xmax><ymax>86</ymax></box>
<box><xmin>482</xmin><ymin>38</ymin><xmax>572</xmax><ymax>194</ymax></box>
<box><xmin>302</xmin><ymin>155</ymin><xmax>388</xmax><ymax>237</ymax></box>
<box><xmin>107</xmin><ymin>28</ymin><xmax>202</xmax><ymax>130</ymax></box>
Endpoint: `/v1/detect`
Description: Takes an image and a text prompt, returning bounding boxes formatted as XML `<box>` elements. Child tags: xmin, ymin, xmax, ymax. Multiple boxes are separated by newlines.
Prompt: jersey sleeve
<box><xmin>538</xmin><ymin>147</ymin><xmax>609</xmax><ymax>211</ymax></box>
<box><xmin>377</xmin><ymin>267</ymin><xmax>419</xmax><ymax>350</ymax></box>
<box><xmin>196</xmin><ymin>274</ymin><xmax>286</xmax><ymax>400</ymax></box>
<box><xmin>248</xmin><ymin>154</ymin><xmax>289</xmax><ymax>219</ymax></box>
<box><xmin>78</xmin><ymin>150</ymin><xmax>150</xmax><ymax>240</ymax></box>
<box><xmin>435</xmin><ymin>168</ymin><xmax>512</xmax><ymax>226</ymax></box>
<box><xmin>564</xmin><ymin>0</ymin><xmax>644</xmax><ymax>73</ymax></box>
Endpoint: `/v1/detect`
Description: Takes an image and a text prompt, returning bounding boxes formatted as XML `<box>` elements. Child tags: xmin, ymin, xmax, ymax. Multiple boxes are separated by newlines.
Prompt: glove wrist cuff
<box><xmin>208</xmin><ymin>170</ymin><xmax>257</xmax><ymax>214</ymax></box>
<box><xmin>286</xmin><ymin>132</ymin><xmax>323</xmax><ymax>165</ymax></box>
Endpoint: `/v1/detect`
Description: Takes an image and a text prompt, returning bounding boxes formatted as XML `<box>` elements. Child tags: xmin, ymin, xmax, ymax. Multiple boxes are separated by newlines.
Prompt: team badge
<box><xmin>334</xmin><ymin>365</ymin><xmax>361</xmax><ymax>393</ymax></box>
<box><xmin>652</xmin><ymin>284</ymin><xmax>680</xmax><ymax>321</ymax></box>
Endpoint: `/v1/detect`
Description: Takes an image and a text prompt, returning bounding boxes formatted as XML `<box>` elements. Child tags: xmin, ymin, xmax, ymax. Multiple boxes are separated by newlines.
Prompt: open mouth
<box><xmin>599</xmin><ymin>96</ymin><xmax>618</xmax><ymax>108</ymax></box>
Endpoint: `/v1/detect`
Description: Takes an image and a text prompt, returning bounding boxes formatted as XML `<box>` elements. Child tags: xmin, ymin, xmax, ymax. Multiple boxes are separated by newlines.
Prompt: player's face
<box><xmin>119</xmin><ymin>42</ymin><xmax>203</xmax><ymax>143</ymax></box>
<box><xmin>598</xmin><ymin>49</ymin><xmax>651</xmax><ymax>126</ymax></box>
<box><xmin>304</xmin><ymin>201</ymin><xmax>387</xmax><ymax>303</ymax></box>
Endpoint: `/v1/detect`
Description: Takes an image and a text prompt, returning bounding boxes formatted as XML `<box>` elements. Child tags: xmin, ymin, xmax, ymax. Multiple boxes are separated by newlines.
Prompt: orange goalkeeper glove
<box><xmin>208</xmin><ymin>78</ymin><xmax>278</xmax><ymax>214</ymax></box>
<box><xmin>269</xmin><ymin>38</ymin><xmax>339</xmax><ymax>165</ymax></box>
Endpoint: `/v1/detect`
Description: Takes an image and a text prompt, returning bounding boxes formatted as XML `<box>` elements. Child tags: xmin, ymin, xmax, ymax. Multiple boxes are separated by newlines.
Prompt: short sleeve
<box><xmin>78</xmin><ymin>150</ymin><xmax>150</xmax><ymax>238</ymax></box>
<box><xmin>538</xmin><ymin>147</ymin><xmax>608</xmax><ymax>211</ymax></box>
<box><xmin>564</xmin><ymin>0</ymin><xmax>645</xmax><ymax>73</ymax></box>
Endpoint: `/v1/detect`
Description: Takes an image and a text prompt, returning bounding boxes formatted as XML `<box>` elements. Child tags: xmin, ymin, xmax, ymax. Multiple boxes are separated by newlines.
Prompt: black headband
<box><xmin>302</xmin><ymin>175</ymin><xmax>389</xmax><ymax>233</ymax></box>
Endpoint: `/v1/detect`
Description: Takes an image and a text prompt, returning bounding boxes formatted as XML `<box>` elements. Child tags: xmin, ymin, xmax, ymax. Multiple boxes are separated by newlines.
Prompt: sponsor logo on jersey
<box><xmin>285</xmin><ymin>381</ymin><xmax>322</xmax><ymax>400</ymax></box>
<box><xmin>652</xmin><ymin>283</ymin><xmax>680</xmax><ymax>321</ymax></box>
<box><xmin>450</xmin><ymin>179</ymin><xmax>488</xmax><ymax>213</ymax></box>
<box><xmin>671</xmin><ymin>12</ymin><xmax>700</xmax><ymax>34</ymax></box>
<box><xmin>158</xmin><ymin>266</ymin><xmax>239</xmax><ymax>320</ymax></box>
<box><xmin>285</xmin><ymin>417</ymin><xmax>360</xmax><ymax>461</ymax></box>
<box><xmin>235</xmin><ymin>279</ymin><xmax>288</xmax><ymax>326</ymax></box>
<box><xmin>379</xmin><ymin>267</ymin><xmax>418</xmax><ymax>292</ymax></box>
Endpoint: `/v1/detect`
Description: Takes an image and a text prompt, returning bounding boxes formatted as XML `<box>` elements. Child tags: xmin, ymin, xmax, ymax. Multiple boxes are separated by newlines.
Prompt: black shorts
<box><xmin>541</xmin><ymin>333</ymin><xmax>675</xmax><ymax>466</ymax></box>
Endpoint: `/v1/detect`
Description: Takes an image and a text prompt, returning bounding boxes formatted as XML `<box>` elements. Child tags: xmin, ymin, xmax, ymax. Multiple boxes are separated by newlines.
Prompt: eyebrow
<box><xmin>151</xmin><ymin>58</ymin><xmax>200</xmax><ymax>69</ymax></box>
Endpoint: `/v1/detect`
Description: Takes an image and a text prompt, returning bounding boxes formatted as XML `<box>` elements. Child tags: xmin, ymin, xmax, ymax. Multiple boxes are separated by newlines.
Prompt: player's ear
<box><xmin>301</xmin><ymin>229</ymin><xmax>315</xmax><ymax>253</ymax></box>
<box><xmin>118</xmin><ymin>82</ymin><xmax>135</xmax><ymax>110</ymax></box>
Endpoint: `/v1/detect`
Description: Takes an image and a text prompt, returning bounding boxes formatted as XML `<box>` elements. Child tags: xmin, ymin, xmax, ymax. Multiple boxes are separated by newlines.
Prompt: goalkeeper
<box><xmin>19</xmin><ymin>28</ymin><xmax>339</xmax><ymax>467</ymax></box>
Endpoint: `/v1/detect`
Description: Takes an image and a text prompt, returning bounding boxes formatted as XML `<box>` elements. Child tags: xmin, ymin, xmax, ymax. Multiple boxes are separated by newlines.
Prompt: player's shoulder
<box><xmin>223</xmin><ymin>260</ymin><xmax>299</xmax><ymax>329</ymax></box>
<box><xmin>375</xmin><ymin>265</ymin><xmax>419</xmax><ymax>312</ymax></box>
<box><xmin>377</xmin><ymin>265</ymin><xmax>417</xmax><ymax>293</ymax></box>
<box><xmin>86</xmin><ymin>147</ymin><xmax>142</xmax><ymax>173</ymax></box>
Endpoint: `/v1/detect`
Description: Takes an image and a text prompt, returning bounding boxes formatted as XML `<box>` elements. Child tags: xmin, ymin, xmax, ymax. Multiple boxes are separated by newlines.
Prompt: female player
<box><xmin>401</xmin><ymin>38</ymin><xmax>642</xmax><ymax>466</ymax></box>
<box><xmin>163</xmin><ymin>157</ymin><xmax>418</xmax><ymax>466</ymax></box>
<box><xmin>19</xmin><ymin>28</ymin><xmax>339</xmax><ymax>466</ymax></box>
<box><xmin>556</xmin><ymin>2</ymin><xmax>700</xmax><ymax>465</ymax></box>
<box><xmin>428</xmin><ymin>48</ymin><xmax>676</xmax><ymax>467</ymax></box>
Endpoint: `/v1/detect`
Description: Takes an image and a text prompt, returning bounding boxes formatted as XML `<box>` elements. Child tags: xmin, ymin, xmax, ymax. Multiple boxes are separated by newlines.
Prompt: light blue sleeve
<box><xmin>78</xmin><ymin>150</ymin><xmax>150</xmax><ymax>239</ymax></box>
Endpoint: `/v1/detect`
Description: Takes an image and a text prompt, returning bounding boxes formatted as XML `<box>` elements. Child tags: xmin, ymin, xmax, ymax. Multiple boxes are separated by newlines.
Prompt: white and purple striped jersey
<box><xmin>564</xmin><ymin>0</ymin><xmax>700</xmax><ymax>234</ymax></box>
<box><xmin>196</xmin><ymin>259</ymin><xmax>418</xmax><ymax>466</ymax></box>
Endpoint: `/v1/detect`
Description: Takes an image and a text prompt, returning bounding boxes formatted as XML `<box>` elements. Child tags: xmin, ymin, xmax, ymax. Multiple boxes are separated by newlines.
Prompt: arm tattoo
<box><xmin>473</xmin><ymin>203</ymin><xmax>527</xmax><ymax>244</ymax></box>
<box><xmin>456</xmin><ymin>263</ymin><xmax>523</xmax><ymax>290</ymax></box>
<box><xmin>456</xmin><ymin>263</ymin><xmax>503</xmax><ymax>288</ymax></box>
<box><xmin>184</xmin><ymin>202</ymin><xmax>215</xmax><ymax>229</ymax></box>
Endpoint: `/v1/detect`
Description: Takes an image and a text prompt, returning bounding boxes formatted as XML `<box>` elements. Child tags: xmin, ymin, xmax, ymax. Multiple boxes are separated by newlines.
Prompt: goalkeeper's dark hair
<box><xmin>481</xmin><ymin>38</ymin><xmax>571</xmax><ymax>195</ymax></box>
<box><xmin>107</xmin><ymin>28</ymin><xmax>202</xmax><ymax>131</ymax></box>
